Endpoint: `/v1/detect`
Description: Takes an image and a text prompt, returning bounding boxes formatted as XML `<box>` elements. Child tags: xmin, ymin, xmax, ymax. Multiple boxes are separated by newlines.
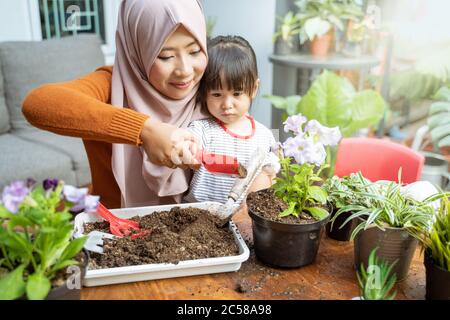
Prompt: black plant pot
<box><xmin>248</xmin><ymin>208</ymin><xmax>330</xmax><ymax>268</ymax></box>
<box><xmin>354</xmin><ymin>226</ymin><xmax>417</xmax><ymax>281</ymax></box>
<box><xmin>326</xmin><ymin>209</ymin><xmax>357</xmax><ymax>241</ymax></box>
<box><xmin>424</xmin><ymin>250</ymin><xmax>450</xmax><ymax>300</ymax></box>
<box><xmin>46</xmin><ymin>250</ymin><xmax>89</xmax><ymax>300</ymax></box>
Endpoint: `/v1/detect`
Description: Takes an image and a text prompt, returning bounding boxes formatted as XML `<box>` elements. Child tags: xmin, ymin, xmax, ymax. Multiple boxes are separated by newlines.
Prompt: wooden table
<box><xmin>81</xmin><ymin>209</ymin><xmax>426</xmax><ymax>300</ymax></box>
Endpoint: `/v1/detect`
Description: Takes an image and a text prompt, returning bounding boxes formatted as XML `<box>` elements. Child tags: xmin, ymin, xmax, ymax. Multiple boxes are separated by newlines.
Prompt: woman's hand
<box><xmin>140</xmin><ymin>118</ymin><xmax>201</xmax><ymax>170</ymax></box>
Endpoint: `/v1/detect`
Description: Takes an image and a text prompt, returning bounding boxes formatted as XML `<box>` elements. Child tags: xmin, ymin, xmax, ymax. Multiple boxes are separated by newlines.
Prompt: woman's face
<box><xmin>149</xmin><ymin>25</ymin><xmax>207</xmax><ymax>100</ymax></box>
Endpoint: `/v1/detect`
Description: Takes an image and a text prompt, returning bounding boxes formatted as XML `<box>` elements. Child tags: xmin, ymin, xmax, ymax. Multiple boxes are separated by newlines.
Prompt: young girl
<box><xmin>184</xmin><ymin>35</ymin><xmax>279</xmax><ymax>204</ymax></box>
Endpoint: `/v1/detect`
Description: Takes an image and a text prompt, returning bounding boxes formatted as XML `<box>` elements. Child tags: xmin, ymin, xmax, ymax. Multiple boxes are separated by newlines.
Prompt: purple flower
<box><xmin>63</xmin><ymin>185</ymin><xmax>99</xmax><ymax>213</ymax></box>
<box><xmin>26</xmin><ymin>178</ymin><xmax>37</xmax><ymax>188</ymax></box>
<box><xmin>1</xmin><ymin>181</ymin><xmax>30</xmax><ymax>214</ymax></box>
<box><xmin>282</xmin><ymin>136</ymin><xmax>327</xmax><ymax>166</ymax></box>
<box><xmin>283</xmin><ymin>114</ymin><xmax>307</xmax><ymax>135</ymax></box>
<box><xmin>63</xmin><ymin>185</ymin><xmax>88</xmax><ymax>203</ymax></box>
<box><xmin>43</xmin><ymin>178</ymin><xmax>59</xmax><ymax>191</ymax></box>
<box><xmin>84</xmin><ymin>195</ymin><xmax>100</xmax><ymax>213</ymax></box>
<box><xmin>304</xmin><ymin>120</ymin><xmax>342</xmax><ymax>146</ymax></box>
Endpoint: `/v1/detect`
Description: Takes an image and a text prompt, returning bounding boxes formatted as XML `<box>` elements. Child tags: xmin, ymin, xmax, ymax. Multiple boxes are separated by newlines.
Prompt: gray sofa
<box><xmin>0</xmin><ymin>35</ymin><xmax>105</xmax><ymax>190</ymax></box>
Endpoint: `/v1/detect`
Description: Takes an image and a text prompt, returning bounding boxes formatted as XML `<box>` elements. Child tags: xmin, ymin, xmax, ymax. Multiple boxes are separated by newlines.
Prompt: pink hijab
<box><xmin>111</xmin><ymin>0</ymin><xmax>208</xmax><ymax>207</ymax></box>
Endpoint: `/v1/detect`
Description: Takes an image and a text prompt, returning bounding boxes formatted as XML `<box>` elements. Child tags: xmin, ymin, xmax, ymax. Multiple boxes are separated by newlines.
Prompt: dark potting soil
<box><xmin>83</xmin><ymin>207</ymin><xmax>239</xmax><ymax>269</ymax></box>
<box><xmin>246</xmin><ymin>189</ymin><xmax>317</xmax><ymax>224</ymax></box>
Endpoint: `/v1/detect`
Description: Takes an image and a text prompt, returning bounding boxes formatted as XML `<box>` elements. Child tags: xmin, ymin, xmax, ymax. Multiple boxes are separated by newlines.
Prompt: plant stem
<box><xmin>0</xmin><ymin>244</ymin><xmax>14</xmax><ymax>270</ymax></box>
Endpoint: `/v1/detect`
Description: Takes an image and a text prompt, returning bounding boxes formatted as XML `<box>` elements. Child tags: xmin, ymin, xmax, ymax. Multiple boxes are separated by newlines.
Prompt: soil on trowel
<box><xmin>246</xmin><ymin>188</ymin><xmax>317</xmax><ymax>224</ymax></box>
<box><xmin>83</xmin><ymin>207</ymin><xmax>239</xmax><ymax>269</ymax></box>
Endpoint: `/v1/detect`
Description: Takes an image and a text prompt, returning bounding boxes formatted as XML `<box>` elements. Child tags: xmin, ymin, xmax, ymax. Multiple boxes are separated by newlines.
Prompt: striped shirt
<box><xmin>183</xmin><ymin>116</ymin><xmax>280</xmax><ymax>204</ymax></box>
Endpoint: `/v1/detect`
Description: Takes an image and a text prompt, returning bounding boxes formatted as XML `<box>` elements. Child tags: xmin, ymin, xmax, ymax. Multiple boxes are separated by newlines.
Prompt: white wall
<box><xmin>0</xmin><ymin>0</ymin><xmax>41</xmax><ymax>41</ymax></box>
<box><xmin>203</xmin><ymin>0</ymin><xmax>276</xmax><ymax>128</ymax></box>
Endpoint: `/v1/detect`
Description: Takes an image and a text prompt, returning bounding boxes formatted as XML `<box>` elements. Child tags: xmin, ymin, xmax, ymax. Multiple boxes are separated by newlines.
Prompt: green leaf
<box><xmin>59</xmin><ymin>237</ymin><xmax>87</xmax><ymax>262</ymax></box>
<box><xmin>298</xmin><ymin>70</ymin><xmax>353</xmax><ymax>128</ymax></box>
<box><xmin>264</xmin><ymin>95</ymin><xmax>302</xmax><ymax>116</ymax></box>
<box><xmin>26</xmin><ymin>273</ymin><xmax>51</xmax><ymax>300</ymax></box>
<box><xmin>0</xmin><ymin>206</ymin><xmax>13</xmax><ymax>218</ymax></box>
<box><xmin>0</xmin><ymin>265</ymin><xmax>26</xmax><ymax>300</ymax></box>
<box><xmin>298</xmin><ymin>70</ymin><xmax>386</xmax><ymax>137</ymax></box>
<box><xmin>304</xmin><ymin>207</ymin><xmax>329</xmax><ymax>220</ymax></box>
<box><xmin>308</xmin><ymin>186</ymin><xmax>328</xmax><ymax>204</ymax></box>
<box><xmin>51</xmin><ymin>259</ymin><xmax>79</xmax><ymax>273</ymax></box>
<box><xmin>303</xmin><ymin>17</ymin><xmax>331</xmax><ymax>40</ymax></box>
<box><xmin>279</xmin><ymin>202</ymin><xmax>296</xmax><ymax>217</ymax></box>
<box><xmin>341</xmin><ymin>91</ymin><xmax>386</xmax><ymax>137</ymax></box>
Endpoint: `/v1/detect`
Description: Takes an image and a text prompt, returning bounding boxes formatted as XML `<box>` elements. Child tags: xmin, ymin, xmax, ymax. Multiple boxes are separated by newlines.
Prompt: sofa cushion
<box><xmin>14</xmin><ymin>128</ymin><xmax>91</xmax><ymax>186</ymax></box>
<box><xmin>0</xmin><ymin>35</ymin><xmax>105</xmax><ymax>129</ymax></box>
<box><xmin>0</xmin><ymin>58</ymin><xmax>9</xmax><ymax>134</ymax></box>
<box><xmin>0</xmin><ymin>134</ymin><xmax>76</xmax><ymax>190</ymax></box>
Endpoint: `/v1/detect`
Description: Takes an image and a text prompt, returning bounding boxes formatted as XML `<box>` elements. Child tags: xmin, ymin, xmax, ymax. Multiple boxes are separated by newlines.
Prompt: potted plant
<box><xmin>342</xmin><ymin>19</ymin><xmax>369</xmax><ymax>57</ymax></box>
<box><xmin>246</xmin><ymin>114</ymin><xmax>341</xmax><ymax>268</ymax></box>
<box><xmin>295</xmin><ymin>0</ymin><xmax>364</xmax><ymax>56</ymax></box>
<box><xmin>265</xmin><ymin>70</ymin><xmax>387</xmax><ymax>177</ymax></box>
<box><xmin>0</xmin><ymin>179</ymin><xmax>99</xmax><ymax>300</ymax></box>
<box><xmin>323</xmin><ymin>172</ymin><xmax>371</xmax><ymax>241</ymax></box>
<box><xmin>273</xmin><ymin>11</ymin><xmax>301</xmax><ymax>55</ymax></box>
<box><xmin>415</xmin><ymin>195</ymin><xmax>450</xmax><ymax>300</ymax></box>
<box><xmin>332</xmin><ymin>177</ymin><xmax>447</xmax><ymax>281</ymax></box>
<box><xmin>354</xmin><ymin>247</ymin><xmax>397</xmax><ymax>300</ymax></box>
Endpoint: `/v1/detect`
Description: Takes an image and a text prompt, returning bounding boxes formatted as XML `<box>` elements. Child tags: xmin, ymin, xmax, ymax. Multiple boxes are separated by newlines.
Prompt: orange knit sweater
<box><xmin>22</xmin><ymin>66</ymin><xmax>150</xmax><ymax>208</ymax></box>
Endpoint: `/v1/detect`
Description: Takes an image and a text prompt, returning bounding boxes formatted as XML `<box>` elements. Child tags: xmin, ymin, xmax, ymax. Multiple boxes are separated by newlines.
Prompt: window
<box><xmin>39</xmin><ymin>0</ymin><xmax>105</xmax><ymax>42</ymax></box>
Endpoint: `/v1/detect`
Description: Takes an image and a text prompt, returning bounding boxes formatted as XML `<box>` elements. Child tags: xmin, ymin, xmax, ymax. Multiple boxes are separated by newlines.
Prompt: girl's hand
<box><xmin>140</xmin><ymin>118</ymin><xmax>201</xmax><ymax>170</ymax></box>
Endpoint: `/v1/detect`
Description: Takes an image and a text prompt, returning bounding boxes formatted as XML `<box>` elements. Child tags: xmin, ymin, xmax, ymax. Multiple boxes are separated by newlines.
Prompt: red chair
<box><xmin>334</xmin><ymin>137</ymin><xmax>424</xmax><ymax>184</ymax></box>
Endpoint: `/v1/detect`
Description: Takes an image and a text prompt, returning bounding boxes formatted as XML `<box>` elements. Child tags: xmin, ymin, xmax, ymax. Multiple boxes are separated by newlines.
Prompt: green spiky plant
<box><xmin>356</xmin><ymin>248</ymin><xmax>397</xmax><ymax>300</ymax></box>
<box><xmin>332</xmin><ymin>170</ymin><xmax>450</xmax><ymax>240</ymax></box>
<box><xmin>417</xmin><ymin>196</ymin><xmax>450</xmax><ymax>271</ymax></box>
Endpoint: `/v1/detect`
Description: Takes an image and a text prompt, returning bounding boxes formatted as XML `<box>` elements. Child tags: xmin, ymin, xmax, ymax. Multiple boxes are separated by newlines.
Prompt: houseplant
<box><xmin>416</xmin><ymin>195</ymin><xmax>450</xmax><ymax>300</ymax></box>
<box><xmin>246</xmin><ymin>114</ymin><xmax>341</xmax><ymax>268</ymax></box>
<box><xmin>273</xmin><ymin>11</ymin><xmax>301</xmax><ymax>55</ymax></box>
<box><xmin>342</xmin><ymin>18</ymin><xmax>369</xmax><ymax>57</ymax></box>
<box><xmin>428</xmin><ymin>86</ymin><xmax>450</xmax><ymax>150</ymax></box>
<box><xmin>266</xmin><ymin>70</ymin><xmax>387</xmax><ymax>177</ymax></box>
<box><xmin>355</xmin><ymin>247</ymin><xmax>397</xmax><ymax>300</ymax></box>
<box><xmin>323</xmin><ymin>172</ymin><xmax>371</xmax><ymax>241</ymax></box>
<box><xmin>332</xmin><ymin>176</ymin><xmax>448</xmax><ymax>281</ymax></box>
<box><xmin>0</xmin><ymin>179</ymin><xmax>98</xmax><ymax>300</ymax></box>
<box><xmin>295</xmin><ymin>0</ymin><xmax>364</xmax><ymax>56</ymax></box>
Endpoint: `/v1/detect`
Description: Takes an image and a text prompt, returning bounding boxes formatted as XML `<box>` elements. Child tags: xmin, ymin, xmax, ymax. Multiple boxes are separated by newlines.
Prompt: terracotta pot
<box><xmin>354</xmin><ymin>225</ymin><xmax>417</xmax><ymax>281</ymax></box>
<box><xmin>310</xmin><ymin>32</ymin><xmax>333</xmax><ymax>57</ymax></box>
<box><xmin>248</xmin><ymin>207</ymin><xmax>330</xmax><ymax>268</ymax></box>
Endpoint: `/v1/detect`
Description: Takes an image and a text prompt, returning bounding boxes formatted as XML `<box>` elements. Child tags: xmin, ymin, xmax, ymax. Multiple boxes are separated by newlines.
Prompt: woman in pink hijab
<box><xmin>22</xmin><ymin>0</ymin><xmax>209</xmax><ymax>208</ymax></box>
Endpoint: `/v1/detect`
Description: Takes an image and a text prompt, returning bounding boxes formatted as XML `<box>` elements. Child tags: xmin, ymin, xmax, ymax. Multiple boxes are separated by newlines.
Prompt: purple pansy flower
<box><xmin>1</xmin><ymin>180</ymin><xmax>30</xmax><ymax>214</ymax></box>
<box><xmin>84</xmin><ymin>195</ymin><xmax>100</xmax><ymax>213</ymax></box>
<box><xmin>43</xmin><ymin>178</ymin><xmax>59</xmax><ymax>191</ymax></box>
<box><xmin>63</xmin><ymin>185</ymin><xmax>88</xmax><ymax>203</ymax></box>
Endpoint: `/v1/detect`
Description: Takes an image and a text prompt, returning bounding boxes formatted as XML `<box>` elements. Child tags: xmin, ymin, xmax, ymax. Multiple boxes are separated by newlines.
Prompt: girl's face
<box><xmin>206</xmin><ymin>77</ymin><xmax>259</xmax><ymax>125</ymax></box>
<box><xmin>149</xmin><ymin>25</ymin><xmax>207</xmax><ymax>100</ymax></box>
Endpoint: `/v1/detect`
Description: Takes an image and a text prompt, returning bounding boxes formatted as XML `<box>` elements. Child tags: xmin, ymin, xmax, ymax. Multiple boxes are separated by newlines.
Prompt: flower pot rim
<box><xmin>355</xmin><ymin>218</ymin><xmax>409</xmax><ymax>232</ymax></box>
<box><xmin>248</xmin><ymin>206</ymin><xmax>330</xmax><ymax>228</ymax></box>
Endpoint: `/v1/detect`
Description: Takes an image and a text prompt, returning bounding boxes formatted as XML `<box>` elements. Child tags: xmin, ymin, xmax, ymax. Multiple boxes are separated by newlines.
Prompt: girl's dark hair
<box><xmin>199</xmin><ymin>35</ymin><xmax>258</xmax><ymax>106</ymax></box>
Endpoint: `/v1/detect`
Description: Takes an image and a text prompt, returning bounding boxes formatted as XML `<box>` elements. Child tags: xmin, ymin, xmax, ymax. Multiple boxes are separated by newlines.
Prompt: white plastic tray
<box><xmin>73</xmin><ymin>202</ymin><xmax>249</xmax><ymax>287</ymax></box>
